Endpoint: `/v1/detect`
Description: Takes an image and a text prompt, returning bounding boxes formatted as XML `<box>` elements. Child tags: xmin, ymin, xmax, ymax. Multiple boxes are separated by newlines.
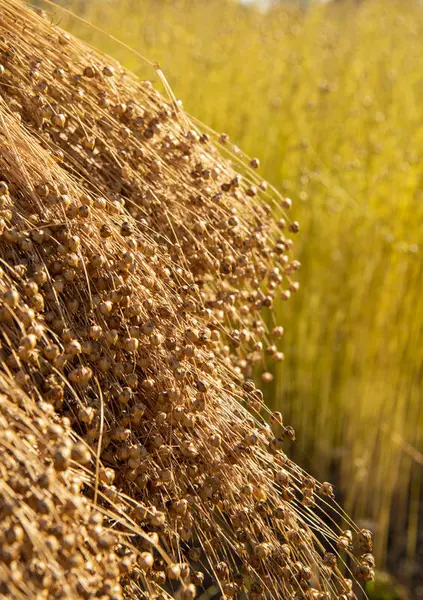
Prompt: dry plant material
<box><xmin>0</xmin><ymin>1</ymin><xmax>374</xmax><ymax>598</ymax></box>
<box><xmin>0</xmin><ymin>372</ymin><xmax>167</xmax><ymax>600</ymax></box>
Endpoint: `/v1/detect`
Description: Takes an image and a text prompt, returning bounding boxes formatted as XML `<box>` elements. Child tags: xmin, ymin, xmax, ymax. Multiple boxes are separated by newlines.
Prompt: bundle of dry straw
<box><xmin>0</xmin><ymin>1</ymin><xmax>374</xmax><ymax>599</ymax></box>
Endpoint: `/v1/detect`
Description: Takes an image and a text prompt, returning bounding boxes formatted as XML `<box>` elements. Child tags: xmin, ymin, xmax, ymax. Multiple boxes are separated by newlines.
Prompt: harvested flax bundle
<box><xmin>0</xmin><ymin>1</ymin><xmax>374</xmax><ymax>599</ymax></box>
<box><xmin>0</xmin><ymin>372</ymin><xmax>171</xmax><ymax>600</ymax></box>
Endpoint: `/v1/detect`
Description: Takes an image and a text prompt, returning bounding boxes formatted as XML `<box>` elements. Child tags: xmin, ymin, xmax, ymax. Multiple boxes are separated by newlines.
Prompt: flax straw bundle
<box><xmin>0</xmin><ymin>1</ymin><xmax>374</xmax><ymax>598</ymax></box>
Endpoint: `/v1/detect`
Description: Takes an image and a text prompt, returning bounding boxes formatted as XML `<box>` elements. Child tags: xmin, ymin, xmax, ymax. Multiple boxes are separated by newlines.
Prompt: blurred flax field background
<box><xmin>45</xmin><ymin>0</ymin><xmax>423</xmax><ymax>595</ymax></box>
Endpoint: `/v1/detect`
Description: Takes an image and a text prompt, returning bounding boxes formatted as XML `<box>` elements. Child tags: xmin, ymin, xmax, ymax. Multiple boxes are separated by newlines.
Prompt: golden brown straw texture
<box><xmin>0</xmin><ymin>1</ymin><xmax>374</xmax><ymax>598</ymax></box>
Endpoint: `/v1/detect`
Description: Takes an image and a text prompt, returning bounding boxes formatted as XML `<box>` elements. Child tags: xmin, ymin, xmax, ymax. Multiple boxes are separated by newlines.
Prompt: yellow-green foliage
<box><xmin>56</xmin><ymin>0</ymin><xmax>423</xmax><ymax>575</ymax></box>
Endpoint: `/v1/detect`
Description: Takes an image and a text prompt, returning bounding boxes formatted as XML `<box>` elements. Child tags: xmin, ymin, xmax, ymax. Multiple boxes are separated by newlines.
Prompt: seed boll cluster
<box><xmin>0</xmin><ymin>1</ymin><xmax>374</xmax><ymax>599</ymax></box>
<box><xmin>0</xmin><ymin>380</ymin><xmax>150</xmax><ymax>600</ymax></box>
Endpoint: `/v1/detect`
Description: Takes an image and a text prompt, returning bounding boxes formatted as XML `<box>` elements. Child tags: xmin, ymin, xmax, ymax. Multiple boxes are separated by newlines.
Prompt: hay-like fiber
<box><xmin>0</xmin><ymin>1</ymin><xmax>374</xmax><ymax>599</ymax></box>
<box><xmin>0</xmin><ymin>371</ymin><xmax>163</xmax><ymax>600</ymax></box>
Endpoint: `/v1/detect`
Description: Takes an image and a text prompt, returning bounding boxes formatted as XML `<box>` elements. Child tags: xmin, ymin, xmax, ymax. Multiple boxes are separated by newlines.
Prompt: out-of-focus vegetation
<box><xmin>52</xmin><ymin>0</ymin><xmax>423</xmax><ymax>592</ymax></box>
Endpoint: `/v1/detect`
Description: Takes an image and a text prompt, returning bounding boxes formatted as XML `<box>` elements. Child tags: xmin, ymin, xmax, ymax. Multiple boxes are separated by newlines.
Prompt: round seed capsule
<box><xmin>103</xmin><ymin>64</ymin><xmax>115</xmax><ymax>77</ymax></box>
